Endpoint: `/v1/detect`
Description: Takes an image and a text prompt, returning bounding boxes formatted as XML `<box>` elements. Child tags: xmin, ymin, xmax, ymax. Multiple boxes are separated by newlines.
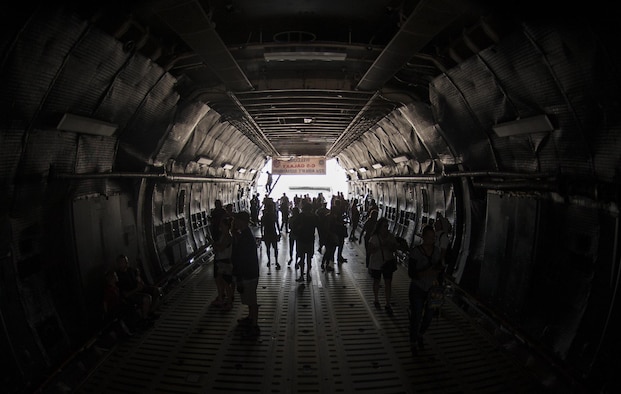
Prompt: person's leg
<box><xmin>306</xmin><ymin>252</ymin><xmax>312</xmax><ymax>273</ymax></box>
<box><xmin>385</xmin><ymin>278</ymin><xmax>392</xmax><ymax>307</ymax></box>
<box><xmin>265</xmin><ymin>242</ymin><xmax>271</xmax><ymax>266</ymax></box>
<box><xmin>337</xmin><ymin>237</ymin><xmax>346</xmax><ymax>261</ymax></box>
<box><xmin>249</xmin><ymin>303</ymin><xmax>259</xmax><ymax>323</ymax></box>
<box><xmin>326</xmin><ymin>244</ymin><xmax>336</xmax><ymax>271</ymax></box>
<box><xmin>373</xmin><ymin>276</ymin><xmax>380</xmax><ymax>306</ymax></box>
<box><xmin>140</xmin><ymin>294</ymin><xmax>152</xmax><ymax>320</ymax></box>
<box><xmin>273</xmin><ymin>241</ymin><xmax>280</xmax><ymax>269</ymax></box>
<box><xmin>384</xmin><ymin>274</ymin><xmax>393</xmax><ymax>314</ymax></box>
<box><xmin>419</xmin><ymin>295</ymin><xmax>434</xmax><ymax>337</ymax></box>
<box><xmin>216</xmin><ymin>274</ymin><xmax>226</xmax><ymax>302</ymax></box>
<box><xmin>297</xmin><ymin>251</ymin><xmax>306</xmax><ymax>281</ymax></box>
<box><xmin>409</xmin><ymin>283</ymin><xmax>423</xmax><ymax>342</ymax></box>
<box><xmin>288</xmin><ymin>237</ymin><xmax>294</xmax><ymax>263</ymax></box>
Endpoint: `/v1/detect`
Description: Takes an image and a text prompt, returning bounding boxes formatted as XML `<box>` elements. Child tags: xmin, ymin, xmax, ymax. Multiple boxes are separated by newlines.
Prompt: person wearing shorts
<box><xmin>367</xmin><ymin>217</ymin><xmax>401</xmax><ymax>315</ymax></box>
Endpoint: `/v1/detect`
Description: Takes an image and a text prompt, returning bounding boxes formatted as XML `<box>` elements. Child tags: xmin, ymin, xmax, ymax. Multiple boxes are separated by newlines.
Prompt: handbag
<box><xmin>379</xmin><ymin>237</ymin><xmax>398</xmax><ymax>272</ymax></box>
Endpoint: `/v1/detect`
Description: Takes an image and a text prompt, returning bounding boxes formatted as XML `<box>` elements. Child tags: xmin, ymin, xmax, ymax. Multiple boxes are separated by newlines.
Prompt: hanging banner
<box><xmin>272</xmin><ymin>156</ymin><xmax>326</xmax><ymax>175</ymax></box>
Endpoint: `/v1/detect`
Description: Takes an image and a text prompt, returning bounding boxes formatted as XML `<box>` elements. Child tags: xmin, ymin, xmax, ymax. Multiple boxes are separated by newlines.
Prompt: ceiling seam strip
<box><xmin>227</xmin><ymin>92</ymin><xmax>279</xmax><ymax>157</ymax></box>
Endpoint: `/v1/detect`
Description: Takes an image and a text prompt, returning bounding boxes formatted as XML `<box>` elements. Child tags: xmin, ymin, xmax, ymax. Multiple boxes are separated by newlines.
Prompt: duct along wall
<box><xmin>0</xmin><ymin>6</ymin><xmax>264</xmax><ymax>388</ymax></box>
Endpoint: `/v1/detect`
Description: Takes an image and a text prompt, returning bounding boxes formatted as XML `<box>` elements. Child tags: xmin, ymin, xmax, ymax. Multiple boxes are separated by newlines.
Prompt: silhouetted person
<box><xmin>279</xmin><ymin>192</ymin><xmax>290</xmax><ymax>232</ymax></box>
<box><xmin>288</xmin><ymin>207</ymin><xmax>301</xmax><ymax>266</ymax></box>
<box><xmin>291</xmin><ymin>202</ymin><xmax>318</xmax><ymax>282</ymax></box>
<box><xmin>261</xmin><ymin>202</ymin><xmax>281</xmax><ymax>270</ymax></box>
<box><xmin>212</xmin><ymin>216</ymin><xmax>235</xmax><ymax>311</ymax></box>
<box><xmin>349</xmin><ymin>198</ymin><xmax>360</xmax><ymax>241</ymax></box>
<box><xmin>359</xmin><ymin>209</ymin><xmax>379</xmax><ymax>268</ymax></box>
<box><xmin>210</xmin><ymin>199</ymin><xmax>227</xmax><ymax>241</ymax></box>
<box><xmin>250</xmin><ymin>194</ymin><xmax>260</xmax><ymax>225</ymax></box>
<box><xmin>367</xmin><ymin>217</ymin><xmax>401</xmax><ymax>315</ymax></box>
<box><xmin>266</xmin><ymin>171</ymin><xmax>273</xmax><ymax>194</ymax></box>
<box><xmin>232</xmin><ymin>211</ymin><xmax>261</xmax><ymax>339</ymax></box>
<box><xmin>408</xmin><ymin>225</ymin><xmax>442</xmax><ymax>354</ymax></box>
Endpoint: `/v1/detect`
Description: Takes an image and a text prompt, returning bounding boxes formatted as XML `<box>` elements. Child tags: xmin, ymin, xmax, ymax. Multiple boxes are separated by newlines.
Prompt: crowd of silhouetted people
<box><xmin>98</xmin><ymin>190</ymin><xmax>452</xmax><ymax>352</ymax></box>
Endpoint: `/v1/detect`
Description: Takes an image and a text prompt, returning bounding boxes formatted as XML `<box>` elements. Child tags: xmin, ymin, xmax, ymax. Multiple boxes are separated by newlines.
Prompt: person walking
<box><xmin>359</xmin><ymin>209</ymin><xmax>379</xmax><ymax>268</ymax></box>
<box><xmin>231</xmin><ymin>211</ymin><xmax>261</xmax><ymax>339</ymax></box>
<box><xmin>279</xmin><ymin>193</ymin><xmax>290</xmax><ymax>232</ymax></box>
<box><xmin>212</xmin><ymin>216</ymin><xmax>235</xmax><ymax>311</ymax></box>
<box><xmin>287</xmin><ymin>207</ymin><xmax>300</xmax><ymax>266</ymax></box>
<box><xmin>332</xmin><ymin>199</ymin><xmax>348</xmax><ymax>264</ymax></box>
<box><xmin>348</xmin><ymin>198</ymin><xmax>361</xmax><ymax>241</ymax></box>
<box><xmin>290</xmin><ymin>202</ymin><xmax>318</xmax><ymax>282</ymax></box>
<box><xmin>408</xmin><ymin>224</ymin><xmax>443</xmax><ymax>354</ymax></box>
<box><xmin>250</xmin><ymin>194</ymin><xmax>260</xmax><ymax>226</ymax></box>
<box><xmin>260</xmin><ymin>202</ymin><xmax>281</xmax><ymax>270</ymax></box>
<box><xmin>367</xmin><ymin>217</ymin><xmax>401</xmax><ymax>314</ymax></box>
<box><xmin>265</xmin><ymin>171</ymin><xmax>273</xmax><ymax>194</ymax></box>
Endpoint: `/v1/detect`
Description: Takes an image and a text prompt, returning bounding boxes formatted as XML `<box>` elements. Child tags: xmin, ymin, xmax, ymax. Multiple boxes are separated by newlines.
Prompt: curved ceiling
<box><xmin>4</xmin><ymin>1</ymin><xmax>612</xmax><ymax>187</ymax></box>
<box><xmin>73</xmin><ymin>0</ymin><xmax>516</xmax><ymax>159</ymax></box>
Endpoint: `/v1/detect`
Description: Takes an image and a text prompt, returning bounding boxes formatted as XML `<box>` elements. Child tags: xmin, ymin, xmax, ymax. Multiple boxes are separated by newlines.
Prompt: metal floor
<box><xmin>76</xmin><ymin>234</ymin><xmax>546</xmax><ymax>394</ymax></box>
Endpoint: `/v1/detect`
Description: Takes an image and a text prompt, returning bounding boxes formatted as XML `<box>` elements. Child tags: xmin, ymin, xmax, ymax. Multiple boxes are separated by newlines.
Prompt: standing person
<box><xmin>265</xmin><ymin>171</ymin><xmax>273</xmax><ymax>194</ymax></box>
<box><xmin>367</xmin><ymin>217</ymin><xmax>400</xmax><ymax>314</ymax></box>
<box><xmin>209</xmin><ymin>199</ymin><xmax>228</xmax><ymax>287</ymax></box>
<box><xmin>231</xmin><ymin>211</ymin><xmax>261</xmax><ymax>339</ymax></box>
<box><xmin>260</xmin><ymin>202</ymin><xmax>281</xmax><ymax>270</ymax></box>
<box><xmin>332</xmin><ymin>199</ymin><xmax>348</xmax><ymax>263</ymax></box>
<box><xmin>408</xmin><ymin>224</ymin><xmax>442</xmax><ymax>354</ymax></box>
<box><xmin>212</xmin><ymin>216</ymin><xmax>235</xmax><ymax>311</ymax></box>
<box><xmin>359</xmin><ymin>209</ymin><xmax>379</xmax><ymax>268</ymax></box>
<box><xmin>322</xmin><ymin>208</ymin><xmax>341</xmax><ymax>272</ymax></box>
<box><xmin>287</xmin><ymin>207</ymin><xmax>300</xmax><ymax>266</ymax></box>
<box><xmin>315</xmin><ymin>202</ymin><xmax>330</xmax><ymax>254</ymax></box>
<box><xmin>291</xmin><ymin>202</ymin><xmax>318</xmax><ymax>282</ymax></box>
<box><xmin>348</xmin><ymin>198</ymin><xmax>361</xmax><ymax>241</ymax></box>
<box><xmin>279</xmin><ymin>193</ymin><xmax>290</xmax><ymax>233</ymax></box>
<box><xmin>250</xmin><ymin>194</ymin><xmax>260</xmax><ymax>226</ymax></box>
<box><xmin>209</xmin><ymin>199</ymin><xmax>227</xmax><ymax>241</ymax></box>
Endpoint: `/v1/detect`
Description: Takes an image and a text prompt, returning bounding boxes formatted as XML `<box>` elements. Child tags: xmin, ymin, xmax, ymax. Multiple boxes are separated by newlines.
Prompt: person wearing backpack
<box><xmin>408</xmin><ymin>224</ymin><xmax>442</xmax><ymax>355</ymax></box>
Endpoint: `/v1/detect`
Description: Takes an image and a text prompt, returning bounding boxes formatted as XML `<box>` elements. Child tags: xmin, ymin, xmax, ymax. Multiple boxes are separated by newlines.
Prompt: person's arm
<box><xmin>358</xmin><ymin>223</ymin><xmax>367</xmax><ymax>244</ymax></box>
<box><xmin>408</xmin><ymin>248</ymin><xmax>437</xmax><ymax>279</ymax></box>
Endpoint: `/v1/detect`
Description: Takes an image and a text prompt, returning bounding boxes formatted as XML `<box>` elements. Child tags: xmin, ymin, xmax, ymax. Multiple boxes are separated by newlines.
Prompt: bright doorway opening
<box><xmin>255</xmin><ymin>158</ymin><xmax>348</xmax><ymax>201</ymax></box>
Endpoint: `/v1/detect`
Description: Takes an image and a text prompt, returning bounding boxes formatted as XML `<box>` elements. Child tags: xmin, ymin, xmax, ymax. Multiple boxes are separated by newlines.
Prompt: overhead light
<box><xmin>348</xmin><ymin>169</ymin><xmax>356</xmax><ymax>173</ymax></box>
<box><xmin>492</xmin><ymin>114</ymin><xmax>554</xmax><ymax>137</ymax></box>
<box><xmin>197</xmin><ymin>157</ymin><xmax>213</xmax><ymax>166</ymax></box>
<box><xmin>222</xmin><ymin>163</ymin><xmax>234</xmax><ymax>170</ymax></box>
<box><xmin>237</xmin><ymin>167</ymin><xmax>247</xmax><ymax>173</ymax></box>
<box><xmin>358</xmin><ymin>167</ymin><xmax>368</xmax><ymax>172</ymax></box>
<box><xmin>264</xmin><ymin>49</ymin><xmax>347</xmax><ymax>62</ymax></box>
<box><xmin>372</xmin><ymin>163</ymin><xmax>383</xmax><ymax>169</ymax></box>
<box><xmin>56</xmin><ymin>113</ymin><xmax>118</xmax><ymax>136</ymax></box>
<box><xmin>303</xmin><ymin>118</ymin><xmax>313</xmax><ymax>124</ymax></box>
<box><xmin>392</xmin><ymin>155</ymin><xmax>409</xmax><ymax>163</ymax></box>
<box><xmin>249</xmin><ymin>169</ymin><xmax>257</xmax><ymax>174</ymax></box>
